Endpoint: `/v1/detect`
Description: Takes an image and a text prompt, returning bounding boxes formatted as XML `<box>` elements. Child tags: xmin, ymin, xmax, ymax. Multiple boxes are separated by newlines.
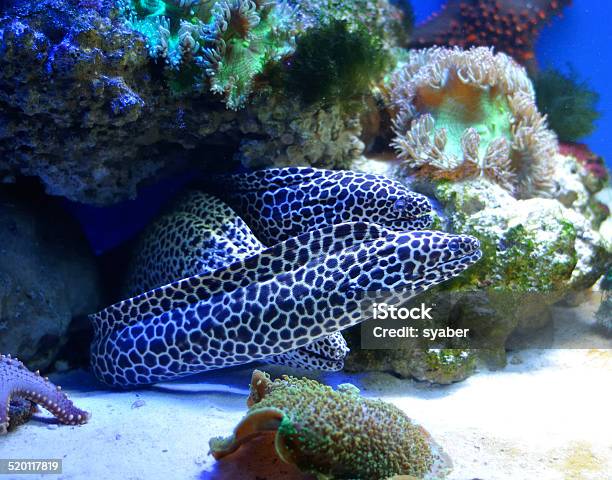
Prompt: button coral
<box><xmin>210</xmin><ymin>370</ymin><xmax>451</xmax><ymax>479</ymax></box>
<box><xmin>391</xmin><ymin>46</ymin><xmax>558</xmax><ymax>199</ymax></box>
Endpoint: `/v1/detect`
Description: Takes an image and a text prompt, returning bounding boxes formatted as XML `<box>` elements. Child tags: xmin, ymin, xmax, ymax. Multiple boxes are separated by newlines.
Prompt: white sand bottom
<box><xmin>1</xmin><ymin>303</ymin><xmax>611</xmax><ymax>480</ymax></box>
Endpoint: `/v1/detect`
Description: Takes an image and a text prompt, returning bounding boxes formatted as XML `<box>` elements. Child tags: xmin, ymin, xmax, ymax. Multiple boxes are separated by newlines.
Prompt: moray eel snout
<box><xmin>396</xmin><ymin>231</ymin><xmax>482</xmax><ymax>285</ymax></box>
<box><xmin>338</xmin><ymin>229</ymin><xmax>481</xmax><ymax>297</ymax></box>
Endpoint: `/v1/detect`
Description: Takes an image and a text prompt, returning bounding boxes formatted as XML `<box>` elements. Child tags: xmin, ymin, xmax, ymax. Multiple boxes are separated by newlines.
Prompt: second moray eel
<box><xmin>208</xmin><ymin>167</ymin><xmax>434</xmax><ymax>245</ymax></box>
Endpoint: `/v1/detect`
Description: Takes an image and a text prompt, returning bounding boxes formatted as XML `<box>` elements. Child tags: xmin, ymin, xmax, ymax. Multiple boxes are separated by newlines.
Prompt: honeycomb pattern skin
<box><xmin>210</xmin><ymin>167</ymin><xmax>434</xmax><ymax>246</ymax></box>
<box><xmin>91</xmin><ymin>222</ymin><xmax>481</xmax><ymax>387</ymax></box>
<box><xmin>123</xmin><ymin>191</ymin><xmax>349</xmax><ymax>372</ymax></box>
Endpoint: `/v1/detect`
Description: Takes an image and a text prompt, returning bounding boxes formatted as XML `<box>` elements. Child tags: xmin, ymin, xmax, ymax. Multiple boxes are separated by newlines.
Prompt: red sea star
<box><xmin>0</xmin><ymin>354</ymin><xmax>90</xmax><ymax>434</ymax></box>
<box><xmin>410</xmin><ymin>0</ymin><xmax>571</xmax><ymax>68</ymax></box>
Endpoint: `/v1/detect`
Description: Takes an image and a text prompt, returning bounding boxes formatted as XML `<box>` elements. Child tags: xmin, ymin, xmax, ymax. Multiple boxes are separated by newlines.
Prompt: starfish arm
<box><xmin>0</xmin><ymin>354</ymin><xmax>90</xmax><ymax>435</ymax></box>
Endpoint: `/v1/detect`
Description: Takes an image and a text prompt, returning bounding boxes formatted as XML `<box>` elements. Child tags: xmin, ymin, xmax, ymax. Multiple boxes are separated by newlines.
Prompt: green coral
<box><xmin>292</xmin><ymin>0</ymin><xmax>414</xmax><ymax>46</ymax></box>
<box><xmin>116</xmin><ymin>0</ymin><xmax>297</xmax><ymax>109</ymax></box>
<box><xmin>210</xmin><ymin>370</ymin><xmax>450</xmax><ymax>479</ymax></box>
<box><xmin>202</xmin><ymin>0</ymin><xmax>297</xmax><ymax>109</ymax></box>
<box><xmin>534</xmin><ymin>67</ymin><xmax>601</xmax><ymax>142</ymax></box>
<box><xmin>283</xmin><ymin>19</ymin><xmax>390</xmax><ymax>108</ymax></box>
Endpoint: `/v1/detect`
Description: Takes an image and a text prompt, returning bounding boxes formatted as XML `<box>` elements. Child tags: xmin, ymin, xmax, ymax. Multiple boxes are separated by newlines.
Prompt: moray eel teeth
<box><xmin>91</xmin><ymin>222</ymin><xmax>481</xmax><ymax>387</ymax></box>
<box><xmin>208</xmin><ymin>167</ymin><xmax>435</xmax><ymax>244</ymax></box>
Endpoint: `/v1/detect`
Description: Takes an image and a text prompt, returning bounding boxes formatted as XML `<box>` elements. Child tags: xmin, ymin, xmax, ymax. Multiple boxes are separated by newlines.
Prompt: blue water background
<box><xmin>412</xmin><ymin>0</ymin><xmax>611</xmax><ymax>168</ymax></box>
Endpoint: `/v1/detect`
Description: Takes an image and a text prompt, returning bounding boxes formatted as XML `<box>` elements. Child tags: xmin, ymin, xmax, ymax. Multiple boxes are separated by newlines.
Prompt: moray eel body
<box><xmin>124</xmin><ymin>191</ymin><xmax>348</xmax><ymax>372</ymax></box>
<box><xmin>91</xmin><ymin>222</ymin><xmax>481</xmax><ymax>387</ymax></box>
<box><xmin>209</xmin><ymin>167</ymin><xmax>434</xmax><ymax>245</ymax></box>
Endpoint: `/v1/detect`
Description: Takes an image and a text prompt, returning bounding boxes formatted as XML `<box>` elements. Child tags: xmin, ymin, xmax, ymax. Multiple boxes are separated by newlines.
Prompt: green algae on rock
<box><xmin>423</xmin><ymin>177</ymin><xmax>609</xmax><ymax>360</ymax></box>
<box><xmin>344</xmin><ymin>333</ymin><xmax>477</xmax><ymax>385</ymax></box>
<box><xmin>346</xmin><ymin>158</ymin><xmax>610</xmax><ymax>376</ymax></box>
<box><xmin>210</xmin><ymin>370</ymin><xmax>451</xmax><ymax>479</ymax></box>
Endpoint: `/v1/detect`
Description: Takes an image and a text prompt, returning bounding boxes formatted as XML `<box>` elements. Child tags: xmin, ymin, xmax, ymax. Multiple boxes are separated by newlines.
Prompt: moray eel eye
<box><xmin>393</xmin><ymin>198</ymin><xmax>407</xmax><ymax>212</ymax></box>
<box><xmin>448</xmin><ymin>239</ymin><xmax>460</xmax><ymax>251</ymax></box>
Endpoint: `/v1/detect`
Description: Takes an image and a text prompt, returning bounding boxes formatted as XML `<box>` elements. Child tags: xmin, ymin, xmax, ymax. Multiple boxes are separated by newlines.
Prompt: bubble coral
<box><xmin>116</xmin><ymin>0</ymin><xmax>297</xmax><ymax>109</ymax></box>
<box><xmin>534</xmin><ymin>67</ymin><xmax>600</xmax><ymax>143</ymax></box>
<box><xmin>409</xmin><ymin>0</ymin><xmax>571</xmax><ymax>68</ymax></box>
<box><xmin>209</xmin><ymin>370</ymin><xmax>451</xmax><ymax>479</ymax></box>
<box><xmin>391</xmin><ymin>46</ymin><xmax>558</xmax><ymax>199</ymax></box>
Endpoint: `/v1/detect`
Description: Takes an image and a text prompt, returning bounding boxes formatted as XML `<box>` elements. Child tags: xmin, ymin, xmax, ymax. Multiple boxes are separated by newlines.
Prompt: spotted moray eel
<box><xmin>206</xmin><ymin>167</ymin><xmax>434</xmax><ymax>368</ymax></box>
<box><xmin>122</xmin><ymin>190</ymin><xmax>349</xmax><ymax>372</ymax></box>
<box><xmin>91</xmin><ymin>221</ymin><xmax>481</xmax><ymax>387</ymax></box>
<box><xmin>0</xmin><ymin>354</ymin><xmax>89</xmax><ymax>434</ymax></box>
<box><xmin>123</xmin><ymin>168</ymin><xmax>434</xmax><ymax>372</ymax></box>
<box><xmin>209</xmin><ymin>167</ymin><xmax>434</xmax><ymax>244</ymax></box>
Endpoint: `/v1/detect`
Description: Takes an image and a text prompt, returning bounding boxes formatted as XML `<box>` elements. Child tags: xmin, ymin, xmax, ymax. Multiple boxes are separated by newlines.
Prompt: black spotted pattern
<box><xmin>123</xmin><ymin>191</ymin><xmax>346</xmax><ymax>371</ymax></box>
<box><xmin>90</xmin><ymin>222</ymin><xmax>481</xmax><ymax>387</ymax></box>
<box><xmin>210</xmin><ymin>167</ymin><xmax>434</xmax><ymax>246</ymax></box>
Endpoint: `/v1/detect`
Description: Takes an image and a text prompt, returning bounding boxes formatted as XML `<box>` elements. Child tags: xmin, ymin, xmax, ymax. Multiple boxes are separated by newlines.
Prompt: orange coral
<box><xmin>410</xmin><ymin>0</ymin><xmax>571</xmax><ymax>69</ymax></box>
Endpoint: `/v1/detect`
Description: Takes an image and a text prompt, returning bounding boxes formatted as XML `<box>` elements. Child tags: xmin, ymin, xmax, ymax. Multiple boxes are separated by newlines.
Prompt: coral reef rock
<box><xmin>422</xmin><ymin>176</ymin><xmax>609</xmax><ymax>359</ymax></box>
<box><xmin>346</xmin><ymin>158</ymin><xmax>610</xmax><ymax>375</ymax></box>
<box><xmin>345</xmin><ymin>336</ymin><xmax>477</xmax><ymax>385</ymax></box>
<box><xmin>0</xmin><ymin>0</ymin><xmax>372</xmax><ymax>205</ymax></box>
<box><xmin>596</xmin><ymin>271</ymin><xmax>611</xmax><ymax>335</ymax></box>
<box><xmin>0</xmin><ymin>190</ymin><xmax>101</xmax><ymax>371</ymax></box>
<box><xmin>210</xmin><ymin>370</ymin><xmax>451</xmax><ymax>479</ymax></box>
<box><xmin>291</xmin><ymin>0</ymin><xmax>412</xmax><ymax>49</ymax></box>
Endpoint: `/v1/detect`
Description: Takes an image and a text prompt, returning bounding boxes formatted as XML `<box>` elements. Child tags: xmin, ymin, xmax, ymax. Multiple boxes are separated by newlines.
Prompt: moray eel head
<box><xmin>336</xmin><ymin>228</ymin><xmax>481</xmax><ymax>299</ymax></box>
<box><xmin>362</xmin><ymin>180</ymin><xmax>434</xmax><ymax>231</ymax></box>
